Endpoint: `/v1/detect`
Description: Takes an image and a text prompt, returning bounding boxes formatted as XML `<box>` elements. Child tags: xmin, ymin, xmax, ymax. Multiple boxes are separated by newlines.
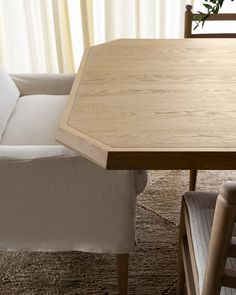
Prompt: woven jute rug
<box><xmin>1</xmin><ymin>170</ymin><xmax>236</xmax><ymax>294</ymax></box>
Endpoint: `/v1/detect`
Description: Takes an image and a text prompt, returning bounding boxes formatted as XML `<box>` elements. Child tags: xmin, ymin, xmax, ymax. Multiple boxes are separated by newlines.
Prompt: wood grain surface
<box><xmin>57</xmin><ymin>39</ymin><xmax>236</xmax><ymax>170</ymax></box>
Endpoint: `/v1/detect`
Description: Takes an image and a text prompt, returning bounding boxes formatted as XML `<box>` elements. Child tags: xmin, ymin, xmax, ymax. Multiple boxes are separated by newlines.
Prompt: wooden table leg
<box><xmin>117</xmin><ymin>254</ymin><xmax>129</xmax><ymax>295</ymax></box>
<box><xmin>189</xmin><ymin>170</ymin><xmax>197</xmax><ymax>191</ymax></box>
<box><xmin>177</xmin><ymin>202</ymin><xmax>186</xmax><ymax>295</ymax></box>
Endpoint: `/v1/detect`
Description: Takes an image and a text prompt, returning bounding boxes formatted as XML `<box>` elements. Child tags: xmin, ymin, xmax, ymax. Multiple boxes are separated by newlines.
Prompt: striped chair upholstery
<box><xmin>185</xmin><ymin>192</ymin><xmax>236</xmax><ymax>294</ymax></box>
<box><xmin>177</xmin><ymin>182</ymin><xmax>236</xmax><ymax>295</ymax></box>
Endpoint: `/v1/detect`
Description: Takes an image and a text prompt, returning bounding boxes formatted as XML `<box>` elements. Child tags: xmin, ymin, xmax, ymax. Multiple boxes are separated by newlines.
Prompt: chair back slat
<box><xmin>192</xmin><ymin>13</ymin><xmax>236</xmax><ymax>21</ymax></box>
<box><xmin>191</xmin><ymin>33</ymin><xmax>236</xmax><ymax>38</ymax></box>
<box><xmin>222</xmin><ymin>269</ymin><xmax>236</xmax><ymax>288</ymax></box>
<box><xmin>184</xmin><ymin>5</ymin><xmax>236</xmax><ymax>38</ymax></box>
<box><xmin>228</xmin><ymin>236</ymin><xmax>236</xmax><ymax>258</ymax></box>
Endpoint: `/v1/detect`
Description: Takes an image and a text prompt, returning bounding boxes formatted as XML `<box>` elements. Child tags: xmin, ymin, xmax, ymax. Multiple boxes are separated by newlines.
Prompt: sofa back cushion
<box><xmin>0</xmin><ymin>65</ymin><xmax>20</xmax><ymax>140</ymax></box>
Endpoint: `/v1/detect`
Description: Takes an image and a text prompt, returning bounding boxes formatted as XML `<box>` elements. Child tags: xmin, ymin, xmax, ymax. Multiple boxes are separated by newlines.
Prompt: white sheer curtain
<box><xmin>2</xmin><ymin>0</ymin><xmax>235</xmax><ymax>74</ymax></box>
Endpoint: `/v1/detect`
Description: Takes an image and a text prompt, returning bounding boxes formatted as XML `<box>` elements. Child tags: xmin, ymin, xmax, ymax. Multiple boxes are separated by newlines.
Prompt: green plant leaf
<box><xmin>193</xmin><ymin>0</ymin><xmax>235</xmax><ymax>30</ymax></box>
<box><xmin>219</xmin><ymin>0</ymin><xmax>224</xmax><ymax>7</ymax></box>
<box><xmin>213</xmin><ymin>5</ymin><xmax>219</xmax><ymax>13</ymax></box>
<box><xmin>203</xmin><ymin>3</ymin><xmax>212</xmax><ymax>9</ymax></box>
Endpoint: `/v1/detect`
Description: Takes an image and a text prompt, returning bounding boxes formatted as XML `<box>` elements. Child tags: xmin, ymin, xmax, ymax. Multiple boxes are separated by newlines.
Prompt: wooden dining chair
<box><xmin>177</xmin><ymin>181</ymin><xmax>236</xmax><ymax>295</ymax></box>
<box><xmin>185</xmin><ymin>4</ymin><xmax>236</xmax><ymax>38</ymax></box>
<box><xmin>185</xmin><ymin>5</ymin><xmax>236</xmax><ymax>191</ymax></box>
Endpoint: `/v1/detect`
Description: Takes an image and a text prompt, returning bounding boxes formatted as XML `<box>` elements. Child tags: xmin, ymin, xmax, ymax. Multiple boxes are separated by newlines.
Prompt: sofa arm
<box><xmin>0</xmin><ymin>145</ymin><xmax>77</xmax><ymax>161</ymax></box>
<box><xmin>10</xmin><ymin>74</ymin><xmax>75</xmax><ymax>96</ymax></box>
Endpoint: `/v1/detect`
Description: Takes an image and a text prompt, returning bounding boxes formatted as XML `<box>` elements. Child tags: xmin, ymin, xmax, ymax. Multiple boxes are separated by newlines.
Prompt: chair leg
<box><xmin>177</xmin><ymin>250</ymin><xmax>186</xmax><ymax>295</ymax></box>
<box><xmin>189</xmin><ymin>170</ymin><xmax>197</xmax><ymax>191</ymax></box>
<box><xmin>176</xmin><ymin>202</ymin><xmax>186</xmax><ymax>295</ymax></box>
<box><xmin>116</xmin><ymin>254</ymin><xmax>129</xmax><ymax>295</ymax></box>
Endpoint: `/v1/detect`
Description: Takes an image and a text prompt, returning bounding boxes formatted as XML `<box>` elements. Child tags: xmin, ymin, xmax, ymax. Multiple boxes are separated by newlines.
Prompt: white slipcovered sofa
<box><xmin>0</xmin><ymin>66</ymin><xmax>147</xmax><ymax>293</ymax></box>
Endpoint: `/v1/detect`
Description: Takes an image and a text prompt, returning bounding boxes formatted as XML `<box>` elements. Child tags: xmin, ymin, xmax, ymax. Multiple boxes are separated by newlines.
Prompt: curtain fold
<box><xmin>23</xmin><ymin>0</ymin><xmax>41</xmax><ymax>72</ymax></box>
<box><xmin>158</xmin><ymin>0</ymin><xmax>166</xmax><ymax>38</ymax></box>
<box><xmin>80</xmin><ymin>0</ymin><xmax>94</xmax><ymax>48</ymax></box>
<box><xmin>0</xmin><ymin>5</ymin><xmax>8</xmax><ymax>69</ymax></box>
<box><xmin>135</xmin><ymin>0</ymin><xmax>140</xmax><ymax>38</ymax></box>
<box><xmin>52</xmin><ymin>0</ymin><xmax>75</xmax><ymax>72</ymax></box>
<box><xmin>39</xmin><ymin>0</ymin><xmax>59</xmax><ymax>72</ymax></box>
<box><xmin>105</xmin><ymin>0</ymin><xmax>116</xmax><ymax>41</ymax></box>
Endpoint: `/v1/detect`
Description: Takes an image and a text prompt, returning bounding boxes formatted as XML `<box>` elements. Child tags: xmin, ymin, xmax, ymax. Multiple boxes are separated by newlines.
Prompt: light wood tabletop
<box><xmin>57</xmin><ymin>39</ymin><xmax>236</xmax><ymax>170</ymax></box>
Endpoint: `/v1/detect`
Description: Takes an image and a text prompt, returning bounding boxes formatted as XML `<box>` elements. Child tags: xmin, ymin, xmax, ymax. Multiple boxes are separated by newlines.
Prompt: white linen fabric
<box><xmin>0</xmin><ymin>74</ymin><xmax>147</xmax><ymax>254</ymax></box>
<box><xmin>184</xmin><ymin>192</ymin><xmax>236</xmax><ymax>295</ymax></box>
<box><xmin>0</xmin><ymin>65</ymin><xmax>20</xmax><ymax>140</ymax></box>
<box><xmin>0</xmin><ymin>153</ymin><xmax>145</xmax><ymax>253</ymax></box>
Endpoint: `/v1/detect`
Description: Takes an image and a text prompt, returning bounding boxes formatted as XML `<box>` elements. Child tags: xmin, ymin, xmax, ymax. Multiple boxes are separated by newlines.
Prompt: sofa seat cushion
<box><xmin>1</xmin><ymin>94</ymin><xmax>68</xmax><ymax>145</ymax></box>
<box><xmin>184</xmin><ymin>192</ymin><xmax>236</xmax><ymax>295</ymax></box>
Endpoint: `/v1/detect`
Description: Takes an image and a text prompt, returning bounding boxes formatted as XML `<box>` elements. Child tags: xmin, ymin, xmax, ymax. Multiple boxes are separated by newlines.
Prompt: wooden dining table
<box><xmin>56</xmin><ymin>39</ymin><xmax>236</xmax><ymax>172</ymax></box>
